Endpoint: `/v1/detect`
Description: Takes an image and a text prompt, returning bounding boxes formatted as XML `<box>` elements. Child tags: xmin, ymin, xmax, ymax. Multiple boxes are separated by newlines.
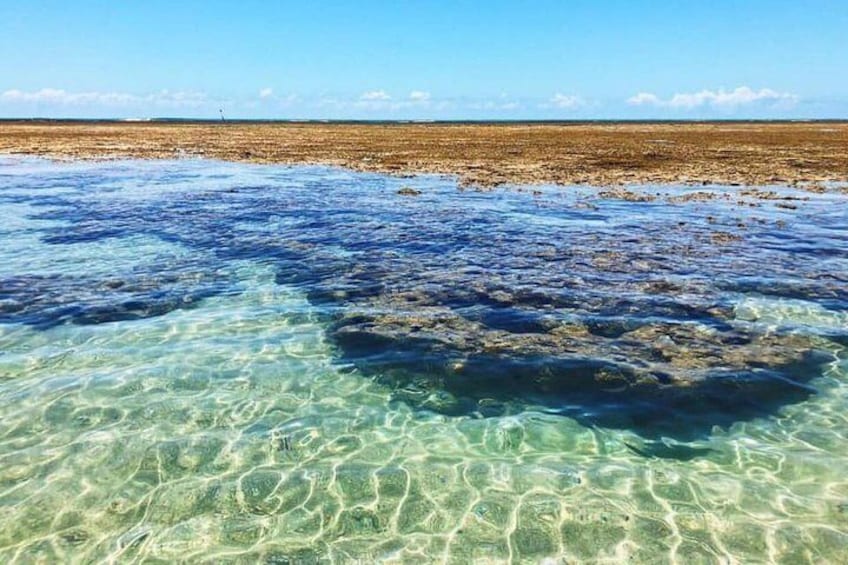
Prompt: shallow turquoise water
<box><xmin>0</xmin><ymin>157</ymin><xmax>846</xmax><ymax>563</ymax></box>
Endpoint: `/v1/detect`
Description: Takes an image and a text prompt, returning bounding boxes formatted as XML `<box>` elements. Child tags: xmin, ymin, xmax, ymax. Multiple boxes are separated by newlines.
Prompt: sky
<box><xmin>1</xmin><ymin>0</ymin><xmax>846</xmax><ymax>120</ymax></box>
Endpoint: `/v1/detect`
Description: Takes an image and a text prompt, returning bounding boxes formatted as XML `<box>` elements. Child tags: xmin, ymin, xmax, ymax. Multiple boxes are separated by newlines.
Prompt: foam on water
<box><xmin>0</xmin><ymin>157</ymin><xmax>846</xmax><ymax>563</ymax></box>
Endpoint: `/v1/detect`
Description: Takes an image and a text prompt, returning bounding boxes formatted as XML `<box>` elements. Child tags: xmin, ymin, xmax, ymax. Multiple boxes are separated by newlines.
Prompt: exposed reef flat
<box><xmin>2</xmin><ymin>121</ymin><xmax>848</xmax><ymax>189</ymax></box>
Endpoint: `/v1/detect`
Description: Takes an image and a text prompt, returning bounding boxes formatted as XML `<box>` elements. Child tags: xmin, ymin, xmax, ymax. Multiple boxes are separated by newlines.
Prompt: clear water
<box><xmin>0</xmin><ymin>157</ymin><xmax>846</xmax><ymax>563</ymax></box>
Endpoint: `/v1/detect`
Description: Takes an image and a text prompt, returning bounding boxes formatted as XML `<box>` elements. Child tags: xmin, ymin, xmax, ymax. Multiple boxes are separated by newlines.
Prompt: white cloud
<box><xmin>468</xmin><ymin>99</ymin><xmax>522</xmax><ymax>111</ymax></box>
<box><xmin>259</xmin><ymin>87</ymin><xmax>273</xmax><ymax>99</ymax></box>
<box><xmin>360</xmin><ymin>90</ymin><xmax>391</xmax><ymax>101</ymax></box>
<box><xmin>1</xmin><ymin>88</ymin><xmax>135</xmax><ymax>105</ymax></box>
<box><xmin>150</xmin><ymin>90</ymin><xmax>208</xmax><ymax>107</ymax></box>
<box><xmin>1</xmin><ymin>87</ymin><xmax>208</xmax><ymax>108</ymax></box>
<box><xmin>328</xmin><ymin>91</ymin><xmax>451</xmax><ymax>113</ymax></box>
<box><xmin>626</xmin><ymin>92</ymin><xmax>661</xmax><ymax>106</ymax></box>
<box><xmin>627</xmin><ymin>86</ymin><xmax>798</xmax><ymax>109</ymax></box>
<box><xmin>549</xmin><ymin>93</ymin><xmax>584</xmax><ymax>109</ymax></box>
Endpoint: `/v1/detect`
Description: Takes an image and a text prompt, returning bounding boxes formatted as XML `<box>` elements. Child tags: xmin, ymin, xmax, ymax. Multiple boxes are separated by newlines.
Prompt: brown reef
<box><xmin>2</xmin><ymin>121</ymin><xmax>848</xmax><ymax>189</ymax></box>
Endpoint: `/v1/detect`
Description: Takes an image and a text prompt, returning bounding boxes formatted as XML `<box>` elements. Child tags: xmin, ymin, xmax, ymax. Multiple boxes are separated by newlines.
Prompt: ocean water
<box><xmin>0</xmin><ymin>156</ymin><xmax>846</xmax><ymax>563</ymax></box>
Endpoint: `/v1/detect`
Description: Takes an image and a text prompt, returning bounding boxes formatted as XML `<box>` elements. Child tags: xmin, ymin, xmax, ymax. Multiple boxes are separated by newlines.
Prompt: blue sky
<box><xmin>1</xmin><ymin>0</ymin><xmax>846</xmax><ymax>119</ymax></box>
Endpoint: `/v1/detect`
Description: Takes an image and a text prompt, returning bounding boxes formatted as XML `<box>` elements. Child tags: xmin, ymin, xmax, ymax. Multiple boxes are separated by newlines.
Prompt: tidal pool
<box><xmin>0</xmin><ymin>157</ymin><xmax>846</xmax><ymax>563</ymax></box>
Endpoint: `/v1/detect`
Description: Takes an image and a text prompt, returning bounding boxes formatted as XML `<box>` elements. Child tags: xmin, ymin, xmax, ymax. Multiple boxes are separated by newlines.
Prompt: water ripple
<box><xmin>0</xmin><ymin>157</ymin><xmax>846</xmax><ymax>562</ymax></box>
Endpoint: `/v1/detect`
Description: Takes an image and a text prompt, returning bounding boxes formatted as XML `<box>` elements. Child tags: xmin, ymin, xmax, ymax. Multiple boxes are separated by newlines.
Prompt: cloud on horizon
<box><xmin>546</xmin><ymin>93</ymin><xmax>585</xmax><ymax>109</ymax></box>
<box><xmin>0</xmin><ymin>87</ymin><xmax>595</xmax><ymax>118</ymax></box>
<box><xmin>627</xmin><ymin>86</ymin><xmax>798</xmax><ymax>109</ymax></box>
<box><xmin>343</xmin><ymin>89</ymin><xmax>446</xmax><ymax>112</ymax></box>
<box><xmin>1</xmin><ymin>86</ymin><xmax>821</xmax><ymax>119</ymax></box>
<box><xmin>1</xmin><ymin>88</ymin><xmax>209</xmax><ymax>108</ymax></box>
<box><xmin>359</xmin><ymin>90</ymin><xmax>391</xmax><ymax>101</ymax></box>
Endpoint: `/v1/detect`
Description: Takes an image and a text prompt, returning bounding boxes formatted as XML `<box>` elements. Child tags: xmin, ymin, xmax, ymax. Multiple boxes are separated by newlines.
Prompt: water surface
<box><xmin>0</xmin><ymin>157</ymin><xmax>846</xmax><ymax>563</ymax></box>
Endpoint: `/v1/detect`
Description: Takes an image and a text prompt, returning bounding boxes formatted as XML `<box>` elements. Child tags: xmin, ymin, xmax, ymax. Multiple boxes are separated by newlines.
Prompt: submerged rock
<box><xmin>4</xmin><ymin>159</ymin><xmax>843</xmax><ymax>439</ymax></box>
<box><xmin>326</xmin><ymin>294</ymin><xmax>833</xmax><ymax>438</ymax></box>
<box><xmin>0</xmin><ymin>269</ymin><xmax>228</xmax><ymax>329</ymax></box>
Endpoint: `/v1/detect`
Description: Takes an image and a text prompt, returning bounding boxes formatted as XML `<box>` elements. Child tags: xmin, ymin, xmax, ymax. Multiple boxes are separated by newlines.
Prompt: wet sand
<box><xmin>1</xmin><ymin>121</ymin><xmax>848</xmax><ymax>189</ymax></box>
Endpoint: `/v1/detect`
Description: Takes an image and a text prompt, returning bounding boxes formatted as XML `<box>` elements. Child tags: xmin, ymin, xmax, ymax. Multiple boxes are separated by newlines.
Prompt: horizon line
<box><xmin>2</xmin><ymin>117</ymin><xmax>847</xmax><ymax>125</ymax></box>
